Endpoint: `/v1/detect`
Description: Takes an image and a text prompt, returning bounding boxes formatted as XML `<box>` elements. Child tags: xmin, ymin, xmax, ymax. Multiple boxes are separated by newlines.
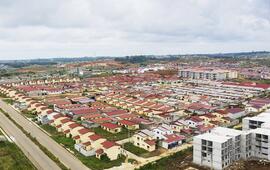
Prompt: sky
<box><xmin>0</xmin><ymin>0</ymin><xmax>270</xmax><ymax>60</ymax></box>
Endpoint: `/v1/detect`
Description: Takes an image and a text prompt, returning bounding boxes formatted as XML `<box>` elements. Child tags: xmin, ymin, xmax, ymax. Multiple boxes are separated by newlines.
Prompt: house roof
<box><xmin>101</xmin><ymin>122</ymin><xmax>120</xmax><ymax>129</ymax></box>
<box><xmin>145</xmin><ymin>139</ymin><xmax>156</xmax><ymax>146</ymax></box>
<box><xmin>117</xmin><ymin>113</ymin><xmax>138</xmax><ymax>120</ymax></box>
<box><xmin>60</xmin><ymin>118</ymin><xmax>70</xmax><ymax>124</ymax></box>
<box><xmin>78</xmin><ymin>128</ymin><xmax>92</xmax><ymax>135</ymax></box>
<box><xmin>101</xmin><ymin>141</ymin><xmax>118</xmax><ymax>149</ymax></box>
<box><xmin>89</xmin><ymin>134</ymin><xmax>102</xmax><ymax>141</ymax></box>
<box><xmin>68</xmin><ymin>123</ymin><xmax>80</xmax><ymax>129</ymax></box>
<box><xmin>104</xmin><ymin>109</ymin><xmax>128</xmax><ymax>117</ymax></box>
<box><xmin>118</xmin><ymin>120</ymin><xmax>137</xmax><ymax>126</ymax></box>
<box><xmin>189</xmin><ymin>116</ymin><xmax>203</xmax><ymax>123</ymax></box>
<box><xmin>95</xmin><ymin>148</ymin><xmax>104</xmax><ymax>155</ymax></box>
<box><xmin>164</xmin><ymin>134</ymin><xmax>186</xmax><ymax>143</ymax></box>
<box><xmin>82</xmin><ymin>113</ymin><xmax>102</xmax><ymax>120</ymax></box>
<box><xmin>73</xmin><ymin>135</ymin><xmax>80</xmax><ymax>140</ymax></box>
<box><xmin>226</xmin><ymin>108</ymin><xmax>244</xmax><ymax>114</ymax></box>
<box><xmin>83</xmin><ymin>141</ymin><xmax>91</xmax><ymax>146</ymax></box>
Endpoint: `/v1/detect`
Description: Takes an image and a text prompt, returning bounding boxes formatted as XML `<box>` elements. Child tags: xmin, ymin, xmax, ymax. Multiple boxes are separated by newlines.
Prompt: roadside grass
<box><xmin>41</xmin><ymin>124</ymin><xmax>126</xmax><ymax>170</ymax></box>
<box><xmin>92</xmin><ymin>127</ymin><xmax>135</xmax><ymax>141</ymax></box>
<box><xmin>3</xmin><ymin>98</ymin><xmax>14</xmax><ymax>105</ymax></box>
<box><xmin>0</xmin><ymin>141</ymin><xmax>37</xmax><ymax>170</ymax></box>
<box><xmin>40</xmin><ymin>125</ymin><xmax>75</xmax><ymax>148</ymax></box>
<box><xmin>0</xmin><ymin>108</ymin><xmax>69</xmax><ymax>170</ymax></box>
<box><xmin>21</xmin><ymin>110</ymin><xmax>36</xmax><ymax>118</ymax></box>
<box><xmin>123</xmin><ymin>142</ymin><xmax>148</xmax><ymax>156</ymax></box>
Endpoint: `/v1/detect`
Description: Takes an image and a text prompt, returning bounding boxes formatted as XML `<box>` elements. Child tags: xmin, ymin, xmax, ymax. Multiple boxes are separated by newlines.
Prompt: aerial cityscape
<box><xmin>0</xmin><ymin>1</ymin><xmax>270</xmax><ymax>170</ymax></box>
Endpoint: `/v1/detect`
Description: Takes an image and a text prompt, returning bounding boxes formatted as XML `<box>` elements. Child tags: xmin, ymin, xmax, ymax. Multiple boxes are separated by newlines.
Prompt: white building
<box><xmin>193</xmin><ymin>132</ymin><xmax>232</xmax><ymax>170</ymax></box>
<box><xmin>179</xmin><ymin>68</ymin><xmax>238</xmax><ymax>80</ymax></box>
<box><xmin>250</xmin><ymin>126</ymin><xmax>270</xmax><ymax>160</ymax></box>
<box><xmin>193</xmin><ymin>120</ymin><xmax>270</xmax><ymax>169</ymax></box>
<box><xmin>242</xmin><ymin>110</ymin><xmax>270</xmax><ymax>130</ymax></box>
<box><xmin>152</xmin><ymin>124</ymin><xmax>173</xmax><ymax>140</ymax></box>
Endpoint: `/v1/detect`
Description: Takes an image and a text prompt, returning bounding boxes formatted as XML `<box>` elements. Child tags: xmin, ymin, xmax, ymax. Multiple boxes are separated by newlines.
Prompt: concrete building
<box><xmin>179</xmin><ymin>68</ymin><xmax>238</xmax><ymax>80</ymax></box>
<box><xmin>193</xmin><ymin>124</ymin><xmax>270</xmax><ymax>169</ymax></box>
<box><xmin>242</xmin><ymin>110</ymin><xmax>270</xmax><ymax>130</ymax></box>
<box><xmin>250</xmin><ymin>126</ymin><xmax>270</xmax><ymax>160</ymax></box>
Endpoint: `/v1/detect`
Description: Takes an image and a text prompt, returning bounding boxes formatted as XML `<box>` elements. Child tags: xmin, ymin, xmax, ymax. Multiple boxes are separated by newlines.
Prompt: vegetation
<box><xmin>92</xmin><ymin>127</ymin><xmax>135</xmax><ymax>141</ymax></box>
<box><xmin>40</xmin><ymin>124</ymin><xmax>126</xmax><ymax>170</ymax></box>
<box><xmin>21</xmin><ymin>110</ymin><xmax>36</xmax><ymax>118</ymax></box>
<box><xmin>0</xmin><ymin>93</ymin><xmax>8</xmax><ymax>98</ymax></box>
<box><xmin>123</xmin><ymin>142</ymin><xmax>148</xmax><ymax>156</ymax></box>
<box><xmin>75</xmin><ymin>153</ymin><xmax>125</xmax><ymax>170</ymax></box>
<box><xmin>0</xmin><ymin>109</ymin><xmax>69</xmax><ymax>170</ymax></box>
<box><xmin>3</xmin><ymin>99</ymin><xmax>14</xmax><ymax>105</ymax></box>
<box><xmin>0</xmin><ymin>141</ymin><xmax>37</xmax><ymax>170</ymax></box>
<box><xmin>137</xmin><ymin>147</ymin><xmax>193</xmax><ymax>170</ymax></box>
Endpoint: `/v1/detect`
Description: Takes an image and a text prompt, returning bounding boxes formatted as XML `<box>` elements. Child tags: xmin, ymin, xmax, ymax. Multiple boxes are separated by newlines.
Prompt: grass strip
<box><xmin>0</xmin><ymin>108</ymin><xmax>69</xmax><ymax>170</ymax></box>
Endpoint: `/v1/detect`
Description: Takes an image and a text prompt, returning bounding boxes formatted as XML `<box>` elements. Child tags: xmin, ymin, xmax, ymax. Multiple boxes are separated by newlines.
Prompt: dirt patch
<box><xmin>164</xmin><ymin>151</ymin><xmax>209</xmax><ymax>170</ymax></box>
<box><xmin>227</xmin><ymin>159</ymin><xmax>270</xmax><ymax>170</ymax></box>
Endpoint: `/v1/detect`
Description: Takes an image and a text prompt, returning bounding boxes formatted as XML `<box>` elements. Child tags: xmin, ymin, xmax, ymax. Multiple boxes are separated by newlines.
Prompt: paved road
<box><xmin>0</xmin><ymin>111</ymin><xmax>61</xmax><ymax>170</ymax></box>
<box><xmin>0</xmin><ymin>99</ymin><xmax>89</xmax><ymax>170</ymax></box>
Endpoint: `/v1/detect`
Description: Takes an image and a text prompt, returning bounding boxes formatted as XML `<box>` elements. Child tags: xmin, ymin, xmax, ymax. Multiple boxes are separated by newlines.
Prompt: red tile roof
<box><xmin>226</xmin><ymin>108</ymin><xmax>244</xmax><ymax>114</ymax></box>
<box><xmin>118</xmin><ymin>120</ymin><xmax>137</xmax><ymax>126</ymax></box>
<box><xmin>73</xmin><ymin>135</ymin><xmax>80</xmax><ymax>140</ymax></box>
<box><xmin>101</xmin><ymin>141</ymin><xmax>118</xmax><ymax>149</ymax></box>
<box><xmin>83</xmin><ymin>141</ymin><xmax>91</xmax><ymax>146</ymax></box>
<box><xmin>68</xmin><ymin>123</ymin><xmax>80</xmax><ymax>129</ymax></box>
<box><xmin>89</xmin><ymin>134</ymin><xmax>102</xmax><ymax>141</ymax></box>
<box><xmin>145</xmin><ymin>139</ymin><xmax>156</xmax><ymax>146</ymax></box>
<box><xmin>78</xmin><ymin>128</ymin><xmax>91</xmax><ymax>135</ymax></box>
<box><xmin>104</xmin><ymin>109</ymin><xmax>128</xmax><ymax>117</ymax></box>
<box><xmin>95</xmin><ymin>148</ymin><xmax>104</xmax><ymax>155</ymax></box>
<box><xmin>101</xmin><ymin>122</ymin><xmax>120</xmax><ymax>129</ymax></box>
<box><xmin>164</xmin><ymin>134</ymin><xmax>186</xmax><ymax>143</ymax></box>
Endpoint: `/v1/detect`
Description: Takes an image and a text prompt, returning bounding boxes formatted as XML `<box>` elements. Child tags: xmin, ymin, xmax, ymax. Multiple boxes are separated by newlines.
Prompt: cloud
<box><xmin>0</xmin><ymin>0</ymin><xmax>269</xmax><ymax>59</ymax></box>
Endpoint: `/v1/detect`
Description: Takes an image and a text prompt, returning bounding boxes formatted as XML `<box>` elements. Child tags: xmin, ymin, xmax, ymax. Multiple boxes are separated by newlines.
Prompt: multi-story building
<box><xmin>251</xmin><ymin>126</ymin><xmax>270</xmax><ymax>160</ymax></box>
<box><xmin>193</xmin><ymin>123</ymin><xmax>270</xmax><ymax>169</ymax></box>
<box><xmin>242</xmin><ymin>110</ymin><xmax>270</xmax><ymax>130</ymax></box>
<box><xmin>179</xmin><ymin>68</ymin><xmax>238</xmax><ymax>80</ymax></box>
<box><xmin>193</xmin><ymin>132</ymin><xmax>232</xmax><ymax>170</ymax></box>
<box><xmin>193</xmin><ymin>127</ymin><xmax>248</xmax><ymax>170</ymax></box>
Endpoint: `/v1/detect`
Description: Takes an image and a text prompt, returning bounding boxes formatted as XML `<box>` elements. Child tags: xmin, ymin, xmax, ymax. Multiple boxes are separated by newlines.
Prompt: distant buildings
<box><xmin>179</xmin><ymin>68</ymin><xmax>238</xmax><ymax>80</ymax></box>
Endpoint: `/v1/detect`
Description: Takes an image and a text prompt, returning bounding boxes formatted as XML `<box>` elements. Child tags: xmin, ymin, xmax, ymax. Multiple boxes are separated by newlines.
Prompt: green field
<box><xmin>0</xmin><ymin>141</ymin><xmax>37</xmax><ymax>170</ymax></box>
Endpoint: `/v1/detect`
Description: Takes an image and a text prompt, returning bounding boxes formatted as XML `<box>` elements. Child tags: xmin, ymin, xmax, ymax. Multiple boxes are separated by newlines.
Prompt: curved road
<box><xmin>0</xmin><ymin>112</ymin><xmax>61</xmax><ymax>170</ymax></box>
<box><xmin>0</xmin><ymin>99</ymin><xmax>89</xmax><ymax>170</ymax></box>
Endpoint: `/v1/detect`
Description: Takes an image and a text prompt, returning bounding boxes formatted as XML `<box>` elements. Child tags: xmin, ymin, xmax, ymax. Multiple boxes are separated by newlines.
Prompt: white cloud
<box><xmin>0</xmin><ymin>0</ymin><xmax>269</xmax><ymax>59</ymax></box>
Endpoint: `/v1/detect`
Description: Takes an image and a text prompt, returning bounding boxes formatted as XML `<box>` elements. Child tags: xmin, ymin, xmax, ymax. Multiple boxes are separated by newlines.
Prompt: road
<box><xmin>0</xmin><ymin>99</ymin><xmax>89</xmax><ymax>170</ymax></box>
<box><xmin>0</xmin><ymin>111</ymin><xmax>61</xmax><ymax>170</ymax></box>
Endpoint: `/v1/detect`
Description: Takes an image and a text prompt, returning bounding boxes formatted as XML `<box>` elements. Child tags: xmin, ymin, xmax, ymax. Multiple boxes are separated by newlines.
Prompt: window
<box><xmin>202</xmin><ymin>152</ymin><xmax>207</xmax><ymax>157</ymax></box>
<box><xmin>202</xmin><ymin>140</ymin><xmax>207</xmax><ymax>145</ymax></box>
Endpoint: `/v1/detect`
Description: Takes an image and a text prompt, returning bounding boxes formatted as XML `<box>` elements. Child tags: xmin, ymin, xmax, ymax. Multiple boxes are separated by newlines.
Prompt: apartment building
<box><xmin>242</xmin><ymin>110</ymin><xmax>270</xmax><ymax>130</ymax></box>
<box><xmin>193</xmin><ymin>132</ymin><xmax>232</xmax><ymax>170</ymax></box>
<box><xmin>251</xmin><ymin>126</ymin><xmax>270</xmax><ymax>160</ymax></box>
<box><xmin>179</xmin><ymin>68</ymin><xmax>238</xmax><ymax>80</ymax></box>
<box><xmin>193</xmin><ymin>125</ymin><xmax>270</xmax><ymax>169</ymax></box>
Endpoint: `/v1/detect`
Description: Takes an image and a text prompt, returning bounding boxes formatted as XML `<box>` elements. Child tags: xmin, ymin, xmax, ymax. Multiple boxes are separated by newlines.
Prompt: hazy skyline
<box><xmin>0</xmin><ymin>0</ymin><xmax>270</xmax><ymax>60</ymax></box>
